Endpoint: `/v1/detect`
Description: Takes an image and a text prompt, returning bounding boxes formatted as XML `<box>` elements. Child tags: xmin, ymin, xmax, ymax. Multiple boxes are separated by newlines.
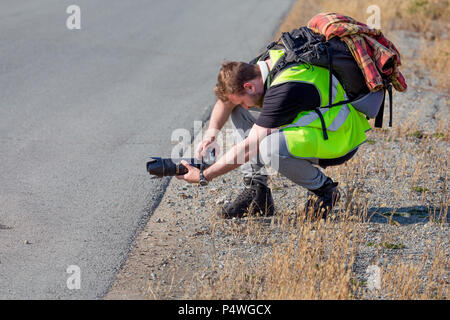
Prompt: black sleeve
<box><xmin>255</xmin><ymin>82</ymin><xmax>321</xmax><ymax>128</ymax></box>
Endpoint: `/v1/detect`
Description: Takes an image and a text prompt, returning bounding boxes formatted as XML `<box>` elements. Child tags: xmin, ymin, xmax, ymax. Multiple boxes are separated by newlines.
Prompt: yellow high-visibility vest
<box><xmin>266</xmin><ymin>49</ymin><xmax>371</xmax><ymax>159</ymax></box>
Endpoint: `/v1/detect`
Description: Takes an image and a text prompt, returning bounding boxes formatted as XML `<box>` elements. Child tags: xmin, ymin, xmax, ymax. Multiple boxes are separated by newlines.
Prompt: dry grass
<box><xmin>196</xmin><ymin>216</ymin><xmax>363</xmax><ymax>300</ymax></box>
<box><xmin>381</xmin><ymin>241</ymin><xmax>449</xmax><ymax>299</ymax></box>
<box><xmin>421</xmin><ymin>38</ymin><xmax>450</xmax><ymax>90</ymax></box>
<box><xmin>279</xmin><ymin>0</ymin><xmax>450</xmax><ymax>36</ymax></box>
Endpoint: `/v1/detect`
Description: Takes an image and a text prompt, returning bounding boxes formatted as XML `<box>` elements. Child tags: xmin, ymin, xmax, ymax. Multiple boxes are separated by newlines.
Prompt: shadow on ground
<box><xmin>365</xmin><ymin>206</ymin><xmax>449</xmax><ymax>225</ymax></box>
<box><xmin>231</xmin><ymin>205</ymin><xmax>449</xmax><ymax>226</ymax></box>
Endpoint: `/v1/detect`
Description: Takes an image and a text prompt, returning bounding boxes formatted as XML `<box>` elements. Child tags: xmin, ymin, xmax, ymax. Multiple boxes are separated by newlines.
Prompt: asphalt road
<box><xmin>0</xmin><ymin>0</ymin><xmax>294</xmax><ymax>299</ymax></box>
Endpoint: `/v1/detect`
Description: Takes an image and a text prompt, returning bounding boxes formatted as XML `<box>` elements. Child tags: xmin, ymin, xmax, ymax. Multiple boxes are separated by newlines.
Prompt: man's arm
<box><xmin>196</xmin><ymin>99</ymin><xmax>236</xmax><ymax>158</ymax></box>
<box><xmin>178</xmin><ymin>124</ymin><xmax>278</xmax><ymax>183</ymax></box>
<box><xmin>208</xmin><ymin>99</ymin><xmax>235</xmax><ymax>135</ymax></box>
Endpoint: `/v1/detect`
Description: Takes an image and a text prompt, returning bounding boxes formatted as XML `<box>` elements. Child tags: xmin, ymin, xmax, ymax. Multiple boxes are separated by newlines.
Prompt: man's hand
<box><xmin>175</xmin><ymin>160</ymin><xmax>201</xmax><ymax>184</ymax></box>
<box><xmin>195</xmin><ymin>136</ymin><xmax>220</xmax><ymax>160</ymax></box>
<box><xmin>194</xmin><ymin>99</ymin><xmax>235</xmax><ymax>160</ymax></box>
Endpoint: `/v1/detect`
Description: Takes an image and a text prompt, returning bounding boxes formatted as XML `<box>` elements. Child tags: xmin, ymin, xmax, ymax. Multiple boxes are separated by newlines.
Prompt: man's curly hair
<box><xmin>214</xmin><ymin>61</ymin><xmax>260</xmax><ymax>102</ymax></box>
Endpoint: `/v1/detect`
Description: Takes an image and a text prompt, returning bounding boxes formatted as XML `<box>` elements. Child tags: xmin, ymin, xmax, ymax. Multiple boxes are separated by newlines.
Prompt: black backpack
<box><xmin>253</xmin><ymin>27</ymin><xmax>393</xmax><ymax>139</ymax></box>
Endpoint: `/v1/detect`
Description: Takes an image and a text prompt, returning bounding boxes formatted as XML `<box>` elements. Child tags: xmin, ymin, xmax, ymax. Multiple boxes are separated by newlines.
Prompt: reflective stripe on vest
<box><xmin>283</xmin><ymin>103</ymin><xmax>351</xmax><ymax>132</ymax></box>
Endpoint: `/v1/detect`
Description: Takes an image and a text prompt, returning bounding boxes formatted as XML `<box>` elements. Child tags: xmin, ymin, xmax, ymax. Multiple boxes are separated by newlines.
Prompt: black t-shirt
<box><xmin>255</xmin><ymin>82</ymin><xmax>321</xmax><ymax>128</ymax></box>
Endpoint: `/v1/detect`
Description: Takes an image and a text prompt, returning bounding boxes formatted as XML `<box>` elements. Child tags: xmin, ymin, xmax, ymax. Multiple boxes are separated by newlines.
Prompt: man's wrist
<box><xmin>205</xmin><ymin>126</ymin><xmax>221</xmax><ymax>142</ymax></box>
<box><xmin>203</xmin><ymin>168</ymin><xmax>213</xmax><ymax>182</ymax></box>
<box><xmin>205</xmin><ymin>135</ymin><xmax>216</xmax><ymax>143</ymax></box>
<box><xmin>199</xmin><ymin>169</ymin><xmax>209</xmax><ymax>186</ymax></box>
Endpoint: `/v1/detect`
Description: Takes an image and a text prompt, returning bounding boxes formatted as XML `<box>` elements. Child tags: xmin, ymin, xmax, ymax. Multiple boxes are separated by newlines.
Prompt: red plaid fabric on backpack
<box><xmin>308</xmin><ymin>12</ymin><xmax>407</xmax><ymax>93</ymax></box>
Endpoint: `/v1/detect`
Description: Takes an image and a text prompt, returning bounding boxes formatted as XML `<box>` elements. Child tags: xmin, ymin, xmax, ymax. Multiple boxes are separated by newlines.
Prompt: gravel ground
<box><xmin>105</xmin><ymin>30</ymin><xmax>449</xmax><ymax>300</ymax></box>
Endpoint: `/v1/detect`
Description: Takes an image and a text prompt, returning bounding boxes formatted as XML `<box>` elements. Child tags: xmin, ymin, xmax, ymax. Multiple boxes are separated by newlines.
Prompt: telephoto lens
<box><xmin>146</xmin><ymin>158</ymin><xmax>208</xmax><ymax>178</ymax></box>
<box><xmin>146</xmin><ymin>149</ymin><xmax>215</xmax><ymax>178</ymax></box>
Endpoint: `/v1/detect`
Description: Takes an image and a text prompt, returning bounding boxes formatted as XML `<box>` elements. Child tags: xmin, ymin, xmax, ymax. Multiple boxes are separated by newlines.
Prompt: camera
<box><xmin>146</xmin><ymin>149</ymin><xmax>215</xmax><ymax>178</ymax></box>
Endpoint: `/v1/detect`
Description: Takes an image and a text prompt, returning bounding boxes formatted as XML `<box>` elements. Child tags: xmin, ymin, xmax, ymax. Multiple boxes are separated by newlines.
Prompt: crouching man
<box><xmin>176</xmin><ymin>50</ymin><xmax>377</xmax><ymax>219</ymax></box>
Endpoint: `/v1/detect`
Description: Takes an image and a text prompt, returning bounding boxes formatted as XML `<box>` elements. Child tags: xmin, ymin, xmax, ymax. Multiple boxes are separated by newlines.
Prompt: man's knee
<box><xmin>230</xmin><ymin>106</ymin><xmax>257</xmax><ymax>133</ymax></box>
<box><xmin>259</xmin><ymin>132</ymin><xmax>284</xmax><ymax>169</ymax></box>
<box><xmin>230</xmin><ymin>106</ymin><xmax>242</xmax><ymax>129</ymax></box>
<box><xmin>259</xmin><ymin>133</ymin><xmax>327</xmax><ymax>189</ymax></box>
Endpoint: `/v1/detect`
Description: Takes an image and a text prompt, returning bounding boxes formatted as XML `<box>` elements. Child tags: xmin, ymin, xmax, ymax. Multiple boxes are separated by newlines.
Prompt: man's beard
<box><xmin>250</xmin><ymin>92</ymin><xmax>264</xmax><ymax>107</ymax></box>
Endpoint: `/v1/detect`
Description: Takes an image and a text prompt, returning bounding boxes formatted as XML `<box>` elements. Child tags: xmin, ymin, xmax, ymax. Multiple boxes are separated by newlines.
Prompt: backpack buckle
<box><xmin>267</xmin><ymin>41</ymin><xmax>277</xmax><ymax>50</ymax></box>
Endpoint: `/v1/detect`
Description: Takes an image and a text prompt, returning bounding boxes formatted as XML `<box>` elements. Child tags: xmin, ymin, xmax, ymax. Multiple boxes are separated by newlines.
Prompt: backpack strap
<box><xmin>314</xmin><ymin>45</ymin><xmax>335</xmax><ymax>141</ymax></box>
<box><xmin>314</xmin><ymin>109</ymin><xmax>329</xmax><ymax>140</ymax></box>
<box><xmin>388</xmin><ymin>83</ymin><xmax>393</xmax><ymax>127</ymax></box>
<box><xmin>268</xmin><ymin>54</ymin><xmax>288</xmax><ymax>82</ymax></box>
<box><xmin>268</xmin><ymin>33</ymin><xmax>308</xmax><ymax>83</ymax></box>
<box><xmin>374</xmin><ymin>80</ymin><xmax>393</xmax><ymax>128</ymax></box>
<box><xmin>327</xmin><ymin>45</ymin><xmax>334</xmax><ymax>108</ymax></box>
<box><xmin>321</xmin><ymin>45</ymin><xmax>334</xmax><ymax>140</ymax></box>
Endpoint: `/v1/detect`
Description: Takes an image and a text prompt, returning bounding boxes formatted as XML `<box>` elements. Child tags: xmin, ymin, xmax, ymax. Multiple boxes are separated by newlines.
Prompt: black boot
<box><xmin>218</xmin><ymin>177</ymin><xmax>275</xmax><ymax>219</ymax></box>
<box><xmin>304</xmin><ymin>177</ymin><xmax>340</xmax><ymax>220</ymax></box>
